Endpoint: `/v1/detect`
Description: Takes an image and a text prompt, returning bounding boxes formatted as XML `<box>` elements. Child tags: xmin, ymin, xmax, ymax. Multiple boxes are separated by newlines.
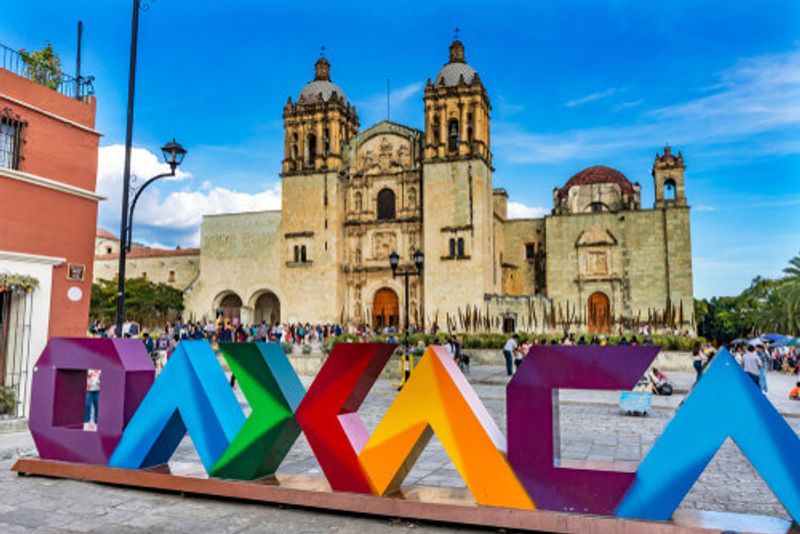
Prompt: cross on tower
<box><xmin>320</xmin><ymin>45</ymin><xmax>326</xmax><ymax>58</ymax></box>
<box><xmin>453</xmin><ymin>27</ymin><xmax>460</xmax><ymax>41</ymax></box>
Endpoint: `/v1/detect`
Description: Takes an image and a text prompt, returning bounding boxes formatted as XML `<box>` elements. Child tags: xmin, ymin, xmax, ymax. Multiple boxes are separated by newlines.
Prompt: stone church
<box><xmin>183</xmin><ymin>39</ymin><xmax>694</xmax><ymax>334</ymax></box>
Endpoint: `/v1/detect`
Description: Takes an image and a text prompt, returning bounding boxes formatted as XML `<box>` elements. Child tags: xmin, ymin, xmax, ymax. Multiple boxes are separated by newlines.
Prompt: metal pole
<box><xmin>115</xmin><ymin>0</ymin><xmax>140</xmax><ymax>337</ymax></box>
<box><xmin>404</xmin><ymin>271</ymin><xmax>410</xmax><ymax>350</ymax></box>
<box><xmin>75</xmin><ymin>21</ymin><xmax>83</xmax><ymax>100</ymax></box>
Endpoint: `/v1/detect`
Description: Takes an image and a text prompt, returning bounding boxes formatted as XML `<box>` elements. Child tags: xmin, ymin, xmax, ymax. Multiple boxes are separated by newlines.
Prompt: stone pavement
<box><xmin>0</xmin><ymin>364</ymin><xmax>798</xmax><ymax>531</ymax></box>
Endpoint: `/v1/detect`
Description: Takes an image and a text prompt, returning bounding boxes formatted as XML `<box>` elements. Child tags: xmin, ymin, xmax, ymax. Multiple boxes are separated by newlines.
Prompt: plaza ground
<box><xmin>0</xmin><ymin>365</ymin><xmax>797</xmax><ymax>532</ymax></box>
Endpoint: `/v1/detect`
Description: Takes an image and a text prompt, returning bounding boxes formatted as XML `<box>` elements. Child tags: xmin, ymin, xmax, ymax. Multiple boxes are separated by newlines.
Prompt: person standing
<box><xmin>84</xmin><ymin>369</ymin><xmax>101</xmax><ymax>430</ymax></box>
<box><xmin>503</xmin><ymin>334</ymin><xmax>520</xmax><ymax>376</ymax></box>
<box><xmin>756</xmin><ymin>343</ymin><xmax>769</xmax><ymax>394</ymax></box>
<box><xmin>742</xmin><ymin>345</ymin><xmax>762</xmax><ymax>387</ymax></box>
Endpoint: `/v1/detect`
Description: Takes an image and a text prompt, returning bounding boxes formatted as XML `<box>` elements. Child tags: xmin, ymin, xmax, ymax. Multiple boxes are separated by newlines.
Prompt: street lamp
<box><xmin>389</xmin><ymin>249</ymin><xmax>424</xmax><ymax>351</ymax></box>
<box><xmin>114</xmin><ymin>138</ymin><xmax>187</xmax><ymax>336</ymax></box>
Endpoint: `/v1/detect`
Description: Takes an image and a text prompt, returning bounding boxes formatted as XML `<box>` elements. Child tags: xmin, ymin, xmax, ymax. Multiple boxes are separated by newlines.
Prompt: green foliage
<box><xmin>301</xmin><ymin>344</ymin><xmax>313</xmax><ymax>354</ymax></box>
<box><xmin>90</xmin><ymin>277</ymin><xmax>183</xmax><ymax>328</ymax></box>
<box><xmin>696</xmin><ymin>253</ymin><xmax>800</xmax><ymax>343</ymax></box>
<box><xmin>0</xmin><ymin>386</ymin><xmax>17</xmax><ymax>415</ymax></box>
<box><xmin>280</xmin><ymin>342</ymin><xmax>294</xmax><ymax>355</ymax></box>
<box><xmin>19</xmin><ymin>43</ymin><xmax>62</xmax><ymax>90</ymax></box>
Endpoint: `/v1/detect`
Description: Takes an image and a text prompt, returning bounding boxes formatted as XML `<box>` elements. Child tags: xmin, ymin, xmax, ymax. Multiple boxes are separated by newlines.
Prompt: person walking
<box><xmin>503</xmin><ymin>334</ymin><xmax>520</xmax><ymax>376</ymax></box>
<box><xmin>692</xmin><ymin>343</ymin><xmax>705</xmax><ymax>384</ymax></box>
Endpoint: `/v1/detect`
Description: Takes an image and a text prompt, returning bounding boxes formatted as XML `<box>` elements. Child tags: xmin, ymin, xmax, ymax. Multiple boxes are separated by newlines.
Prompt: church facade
<box><xmin>183</xmin><ymin>39</ymin><xmax>694</xmax><ymax>334</ymax></box>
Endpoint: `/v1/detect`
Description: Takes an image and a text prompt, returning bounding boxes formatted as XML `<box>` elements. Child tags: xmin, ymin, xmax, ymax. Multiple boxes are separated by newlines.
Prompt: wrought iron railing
<box><xmin>0</xmin><ymin>43</ymin><xmax>94</xmax><ymax>100</ymax></box>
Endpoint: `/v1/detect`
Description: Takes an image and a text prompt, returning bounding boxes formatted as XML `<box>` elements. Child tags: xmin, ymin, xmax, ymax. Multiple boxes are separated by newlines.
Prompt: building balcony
<box><xmin>1</xmin><ymin>43</ymin><xmax>94</xmax><ymax>100</ymax></box>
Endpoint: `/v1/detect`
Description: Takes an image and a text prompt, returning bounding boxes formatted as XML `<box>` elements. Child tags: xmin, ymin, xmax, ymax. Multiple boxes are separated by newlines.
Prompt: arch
<box><xmin>214</xmin><ymin>291</ymin><xmax>243</xmax><ymax>322</ymax></box>
<box><xmin>251</xmin><ymin>290</ymin><xmax>281</xmax><ymax>325</ymax></box>
<box><xmin>306</xmin><ymin>133</ymin><xmax>317</xmax><ymax>165</ymax></box>
<box><xmin>588</xmin><ymin>202</ymin><xmax>609</xmax><ymax>213</ymax></box>
<box><xmin>588</xmin><ymin>292</ymin><xmax>611</xmax><ymax>334</ymax></box>
<box><xmin>448</xmin><ymin>119</ymin><xmax>460</xmax><ymax>152</ymax></box>
<box><xmin>664</xmin><ymin>178</ymin><xmax>676</xmax><ymax>200</ymax></box>
<box><xmin>377</xmin><ymin>188</ymin><xmax>396</xmax><ymax>221</ymax></box>
<box><xmin>372</xmin><ymin>287</ymin><xmax>399</xmax><ymax>329</ymax></box>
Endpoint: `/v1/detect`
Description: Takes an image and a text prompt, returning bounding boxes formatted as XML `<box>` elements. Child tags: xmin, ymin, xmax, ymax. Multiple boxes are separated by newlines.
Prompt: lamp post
<box><xmin>389</xmin><ymin>249</ymin><xmax>424</xmax><ymax>351</ymax></box>
<box><xmin>114</xmin><ymin>139</ymin><xmax>187</xmax><ymax>336</ymax></box>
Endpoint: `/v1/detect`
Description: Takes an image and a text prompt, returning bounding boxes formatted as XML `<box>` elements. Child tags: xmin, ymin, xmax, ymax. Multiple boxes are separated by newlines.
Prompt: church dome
<box><xmin>434</xmin><ymin>40</ymin><xmax>478</xmax><ymax>87</ymax></box>
<box><xmin>298</xmin><ymin>57</ymin><xmax>349</xmax><ymax>104</ymax></box>
<box><xmin>558</xmin><ymin>165</ymin><xmax>634</xmax><ymax>198</ymax></box>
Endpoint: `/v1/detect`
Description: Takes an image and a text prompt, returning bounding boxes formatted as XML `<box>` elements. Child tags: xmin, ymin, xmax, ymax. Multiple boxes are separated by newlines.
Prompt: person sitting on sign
<box><xmin>648</xmin><ymin>367</ymin><xmax>673</xmax><ymax>396</ymax></box>
<box><xmin>789</xmin><ymin>381</ymin><xmax>800</xmax><ymax>401</ymax></box>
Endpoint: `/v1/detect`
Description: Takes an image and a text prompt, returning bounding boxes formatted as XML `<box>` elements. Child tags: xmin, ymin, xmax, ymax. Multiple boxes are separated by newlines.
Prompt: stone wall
<box><xmin>94</xmin><ymin>253</ymin><xmax>199</xmax><ymax>290</ymax></box>
<box><xmin>183</xmin><ymin>210</ymin><xmax>282</xmax><ymax>323</ymax></box>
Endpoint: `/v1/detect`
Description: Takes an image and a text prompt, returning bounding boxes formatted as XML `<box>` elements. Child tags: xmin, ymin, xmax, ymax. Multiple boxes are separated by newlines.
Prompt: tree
<box><xmin>19</xmin><ymin>43</ymin><xmax>62</xmax><ymax>90</ymax></box>
<box><xmin>90</xmin><ymin>277</ymin><xmax>184</xmax><ymax>328</ymax></box>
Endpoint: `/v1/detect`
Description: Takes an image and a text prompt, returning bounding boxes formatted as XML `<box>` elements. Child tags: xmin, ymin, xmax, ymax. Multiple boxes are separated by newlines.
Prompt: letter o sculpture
<box><xmin>29</xmin><ymin>338</ymin><xmax>154</xmax><ymax>464</ymax></box>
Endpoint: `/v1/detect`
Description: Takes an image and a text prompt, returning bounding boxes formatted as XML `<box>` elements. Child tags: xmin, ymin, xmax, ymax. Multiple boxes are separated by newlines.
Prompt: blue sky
<box><xmin>2</xmin><ymin>1</ymin><xmax>799</xmax><ymax>298</ymax></box>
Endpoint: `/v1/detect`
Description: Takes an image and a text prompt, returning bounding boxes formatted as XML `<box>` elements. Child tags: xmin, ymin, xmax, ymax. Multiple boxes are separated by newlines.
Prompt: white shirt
<box><xmin>742</xmin><ymin>352</ymin><xmax>762</xmax><ymax>374</ymax></box>
<box><xmin>504</xmin><ymin>338</ymin><xmax>518</xmax><ymax>353</ymax></box>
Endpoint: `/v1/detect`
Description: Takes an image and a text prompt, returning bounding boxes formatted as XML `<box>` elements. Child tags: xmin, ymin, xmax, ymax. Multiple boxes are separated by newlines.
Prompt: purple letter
<box><xmin>29</xmin><ymin>338</ymin><xmax>154</xmax><ymax>464</ymax></box>
<box><xmin>507</xmin><ymin>345</ymin><xmax>659</xmax><ymax>515</ymax></box>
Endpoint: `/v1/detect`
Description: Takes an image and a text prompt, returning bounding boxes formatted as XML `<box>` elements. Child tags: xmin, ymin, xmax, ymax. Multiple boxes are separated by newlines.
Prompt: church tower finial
<box><xmin>314</xmin><ymin>50</ymin><xmax>330</xmax><ymax>82</ymax></box>
<box><xmin>449</xmin><ymin>36</ymin><xmax>465</xmax><ymax>63</ymax></box>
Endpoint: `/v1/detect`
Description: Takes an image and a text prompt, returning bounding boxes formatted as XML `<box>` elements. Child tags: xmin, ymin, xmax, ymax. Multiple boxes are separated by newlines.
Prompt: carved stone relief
<box><xmin>373</xmin><ymin>231</ymin><xmax>397</xmax><ymax>260</ymax></box>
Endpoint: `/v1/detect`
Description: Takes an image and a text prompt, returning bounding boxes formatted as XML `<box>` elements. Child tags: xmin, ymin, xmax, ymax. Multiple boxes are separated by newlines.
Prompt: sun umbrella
<box><xmin>730</xmin><ymin>338</ymin><xmax>749</xmax><ymax>345</ymax></box>
<box><xmin>748</xmin><ymin>337</ymin><xmax>766</xmax><ymax>346</ymax></box>
<box><xmin>762</xmin><ymin>333</ymin><xmax>790</xmax><ymax>343</ymax></box>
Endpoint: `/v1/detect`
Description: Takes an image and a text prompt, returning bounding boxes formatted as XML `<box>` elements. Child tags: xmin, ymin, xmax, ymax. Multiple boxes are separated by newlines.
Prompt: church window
<box><xmin>377</xmin><ymin>188</ymin><xmax>396</xmax><ymax>220</ymax></box>
<box><xmin>293</xmin><ymin>246</ymin><xmax>299</xmax><ymax>263</ymax></box>
<box><xmin>168</xmin><ymin>270</ymin><xmax>176</xmax><ymax>282</ymax></box>
<box><xmin>432</xmin><ymin>114</ymin><xmax>440</xmax><ymax>143</ymax></box>
<box><xmin>301</xmin><ymin>245</ymin><xmax>307</xmax><ymax>263</ymax></box>
<box><xmin>323</xmin><ymin>128</ymin><xmax>330</xmax><ymax>156</ymax></box>
<box><xmin>457</xmin><ymin>238</ymin><xmax>465</xmax><ymax>258</ymax></box>
<box><xmin>106</xmin><ymin>246</ymin><xmax>112</xmax><ymax>254</ymax></box>
<box><xmin>664</xmin><ymin>178</ymin><xmax>676</xmax><ymax>200</ymax></box>
<box><xmin>590</xmin><ymin>202</ymin><xmax>608</xmax><ymax>213</ymax></box>
<box><xmin>448</xmin><ymin>119</ymin><xmax>459</xmax><ymax>152</ymax></box>
<box><xmin>354</xmin><ymin>192</ymin><xmax>363</xmax><ymax>212</ymax></box>
<box><xmin>355</xmin><ymin>248</ymin><xmax>362</xmax><ymax>263</ymax></box>
<box><xmin>525</xmin><ymin>243</ymin><xmax>535</xmax><ymax>259</ymax></box>
<box><xmin>449</xmin><ymin>238</ymin><xmax>456</xmax><ymax>258</ymax></box>
<box><xmin>306</xmin><ymin>133</ymin><xmax>317</xmax><ymax>165</ymax></box>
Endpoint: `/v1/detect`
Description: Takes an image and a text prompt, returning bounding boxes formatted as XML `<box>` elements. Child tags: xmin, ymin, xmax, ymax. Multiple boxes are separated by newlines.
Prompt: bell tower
<box><xmin>653</xmin><ymin>145</ymin><xmax>687</xmax><ymax>208</ymax></box>
<box><xmin>423</xmin><ymin>39</ymin><xmax>491</xmax><ymax>166</ymax></box>
<box><xmin>282</xmin><ymin>55</ymin><xmax>359</xmax><ymax>175</ymax></box>
<box><xmin>421</xmin><ymin>37</ymin><xmax>498</xmax><ymax>329</ymax></box>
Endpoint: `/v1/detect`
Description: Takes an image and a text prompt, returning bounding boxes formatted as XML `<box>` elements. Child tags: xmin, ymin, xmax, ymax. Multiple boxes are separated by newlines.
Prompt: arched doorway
<box><xmin>588</xmin><ymin>292</ymin><xmax>611</xmax><ymax>334</ymax></box>
<box><xmin>253</xmin><ymin>291</ymin><xmax>280</xmax><ymax>325</ymax></box>
<box><xmin>218</xmin><ymin>292</ymin><xmax>242</xmax><ymax>324</ymax></box>
<box><xmin>372</xmin><ymin>288</ymin><xmax>399</xmax><ymax>329</ymax></box>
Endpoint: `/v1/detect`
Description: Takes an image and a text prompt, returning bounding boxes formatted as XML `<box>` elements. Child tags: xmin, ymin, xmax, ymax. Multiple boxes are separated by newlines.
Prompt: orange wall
<box><xmin>0</xmin><ymin>68</ymin><xmax>100</xmax><ymax>337</ymax></box>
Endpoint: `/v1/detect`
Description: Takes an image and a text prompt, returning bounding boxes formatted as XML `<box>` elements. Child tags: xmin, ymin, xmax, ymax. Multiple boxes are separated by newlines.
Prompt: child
<box><xmin>789</xmin><ymin>381</ymin><xmax>800</xmax><ymax>401</ymax></box>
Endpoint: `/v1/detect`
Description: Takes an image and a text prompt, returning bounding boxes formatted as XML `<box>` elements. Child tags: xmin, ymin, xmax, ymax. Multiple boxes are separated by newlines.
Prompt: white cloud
<box><xmin>565</xmin><ymin>88</ymin><xmax>619</xmax><ymax>107</ymax></box>
<box><xmin>613</xmin><ymin>99</ymin><xmax>644</xmax><ymax>111</ymax></box>
<box><xmin>694</xmin><ymin>205</ymin><xmax>717</xmax><ymax>212</ymax></box>
<box><xmin>507</xmin><ymin>201</ymin><xmax>548</xmax><ymax>219</ymax></box>
<box><xmin>353</xmin><ymin>81</ymin><xmax>424</xmax><ymax>124</ymax></box>
<box><xmin>495</xmin><ymin>47</ymin><xmax>800</xmax><ymax>164</ymax></box>
<box><xmin>96</xmin><ymin>144</ymin><xmax>281</xmax><ymax>246</ymax></box>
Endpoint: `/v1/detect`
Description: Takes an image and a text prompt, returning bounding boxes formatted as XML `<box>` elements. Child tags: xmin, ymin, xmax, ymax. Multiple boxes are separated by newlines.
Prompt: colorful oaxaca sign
<box><xmin>25</xmin><ymin>339</ymin><xmax>800</xmax><ymax>525</ymax></box>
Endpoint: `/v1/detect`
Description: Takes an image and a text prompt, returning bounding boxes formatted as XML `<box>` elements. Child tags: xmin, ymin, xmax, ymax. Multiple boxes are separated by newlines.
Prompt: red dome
<box><xmin>558</xmin><ymin>165</ymin><xmax>634</xmax><ymax>198</ymax></box>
